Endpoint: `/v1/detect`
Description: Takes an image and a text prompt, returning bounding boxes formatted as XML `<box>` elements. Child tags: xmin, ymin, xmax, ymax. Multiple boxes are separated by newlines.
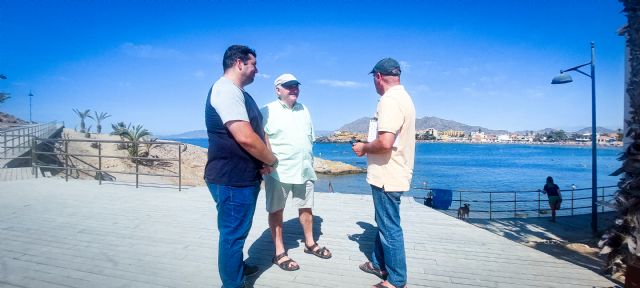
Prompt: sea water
<box><xmin>173</xmin><ymin>139</ymin><xmax>622</xmax><ymax>216</ymax></box>
<box><xmin>174</xmin><ymin>139</ymin><xmax>621</xmax><ymax>196</ymax></box>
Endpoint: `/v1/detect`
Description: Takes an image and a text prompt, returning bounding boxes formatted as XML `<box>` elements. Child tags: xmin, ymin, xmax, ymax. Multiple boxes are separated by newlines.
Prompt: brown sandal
<box><xmin>373</xmin><ymin>281</ymin><xmax>405</xmax><ymax>288</ymax></box>
<box><xmin>359</xmin><ymin>262</ymin><xmax>388</xmax><ymax>279</ymax></box>
<box><xmin>272</xmin><ymin>252</ymin><xmax>299</xmax><ymax>271</ymax></box>
<box><xmin>304</xmin><ymin>243</ymin><xmax>332</xmax><ymax>259</ymax></box>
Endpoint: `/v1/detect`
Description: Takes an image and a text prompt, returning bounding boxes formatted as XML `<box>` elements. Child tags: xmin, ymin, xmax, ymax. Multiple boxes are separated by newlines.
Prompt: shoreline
<box><xmin>314</xmin><ymin>139</ymin><xmax>623</xmax><ymax>148</ymax></box>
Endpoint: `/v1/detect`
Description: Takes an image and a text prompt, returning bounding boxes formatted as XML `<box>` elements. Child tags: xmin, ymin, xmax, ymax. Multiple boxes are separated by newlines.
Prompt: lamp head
<box><xmin>551</xmin><ymin>72</ymin><xmax>573</xmax><ymax>84</ymax></box>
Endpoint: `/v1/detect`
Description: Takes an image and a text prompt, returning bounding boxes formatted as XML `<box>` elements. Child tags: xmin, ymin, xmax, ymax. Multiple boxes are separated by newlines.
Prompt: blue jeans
<box><xmin>207</xmin><ymin>182</ymin><xmax>260</xmax><ymax>288</ymax></box>
<box><xmin>370</xmin><ymin>185</ymin><xmax>407</xmax><ymax>287</ymax></box>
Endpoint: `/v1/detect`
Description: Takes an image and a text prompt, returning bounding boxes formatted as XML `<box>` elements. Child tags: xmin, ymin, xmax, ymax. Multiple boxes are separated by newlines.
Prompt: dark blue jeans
<box><xmin>370</xmin><ymin>185</ymin><xmax>407</xmax><ymax>287</ymax></box>
<box><xmin>207</xmin><ymin>182</ymin><xmax>260</xmax><ymax>288</ymax></box>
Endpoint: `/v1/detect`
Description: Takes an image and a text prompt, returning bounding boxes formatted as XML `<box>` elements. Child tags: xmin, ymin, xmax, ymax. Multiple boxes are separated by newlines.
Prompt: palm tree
<box><xmin>599</xmin><ymin>0</ymin><xmax>640</xmax><ymax>283</ymax></box>
<box><xmin>110</xmin><ymin>122</ymin><xmax>130</xmax><ymax>136</ymax></box>
<box><xmin>0</xmin><ymin>92</ymin><xmax>10</xmax><ymax>104</ymax></box>
<box><xmin>72</xmin><ymin>109</ymin><xmax>93</xmax><ymax>133</ymax></box>
<box><xmin>111</xmin><ymin>122</ymin><xmax>132</xmax><ymax>150</ymax></box>
<box><xmin>93</xmin><ymin>112</ymin><xmax>111</xmax><ymax>134</ymax></box>
<box><xmin>120</xmin><ymin>124</ymin><xmax>151</xmax><ymax>159</ymax></box>
<box><xmin>84</xmin><ymin>125</ymin><xmax>92</xmax><ymax>138</ymax></box>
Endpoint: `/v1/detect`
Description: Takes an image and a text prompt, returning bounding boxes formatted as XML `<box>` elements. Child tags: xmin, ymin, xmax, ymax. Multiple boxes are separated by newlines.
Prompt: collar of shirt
<box><xmin>383</xmin><ymin>85</ymin><xmax>405</xmax><ymax>97</ymax></box>
<box><xmin>277</xmin><ymin>99</ymin><xmax>302</xmax><ymax>110</ymax></box>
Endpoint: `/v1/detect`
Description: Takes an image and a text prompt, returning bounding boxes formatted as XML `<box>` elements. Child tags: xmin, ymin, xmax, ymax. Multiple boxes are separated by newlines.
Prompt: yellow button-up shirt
<box><xmin>366</xmin><ymin>85</ymin><xmax>416</xmax><ymax>191</ymax></box>
<box><xmin>261</xmin><ymin>100</ymin><xmax>317</xmax><ymax>184</ymax></box>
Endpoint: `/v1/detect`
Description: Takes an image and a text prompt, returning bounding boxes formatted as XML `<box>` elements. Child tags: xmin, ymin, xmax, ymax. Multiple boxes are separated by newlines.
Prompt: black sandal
<box><xmin>272</xmin><ymin>252</ymin><xmax>299</xmax><ymax>271</ymax></box>
<box><xmin>304</xmin><ymin>243</ymin><xmax>332</xmax><ymax>259</ymax></box>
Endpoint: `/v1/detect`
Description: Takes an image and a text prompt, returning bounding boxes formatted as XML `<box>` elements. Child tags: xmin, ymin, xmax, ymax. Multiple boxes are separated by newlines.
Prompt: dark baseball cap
<box><xmin>369</xmin><ymin>58</ymin><xmax>401</xmax><ymax>76</ymax></box>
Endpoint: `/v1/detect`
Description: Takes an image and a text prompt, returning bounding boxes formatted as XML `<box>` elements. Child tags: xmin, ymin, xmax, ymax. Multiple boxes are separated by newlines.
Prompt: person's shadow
<box><xmin>348</xmin><ymin>221</ymin><xmax>378</xmax><ymax>260</ymax></box>
<box><xmin>244</xmin><ymin>215</ymin><xmax>325</xmax><ymax>286</ymax></box>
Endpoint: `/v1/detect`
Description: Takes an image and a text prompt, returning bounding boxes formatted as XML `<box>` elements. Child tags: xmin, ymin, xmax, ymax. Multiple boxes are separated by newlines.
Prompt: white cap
<box><xmin>274</xmin><ymin>73</ymin><xmax>301</xmax><ymax>87</ymax></box>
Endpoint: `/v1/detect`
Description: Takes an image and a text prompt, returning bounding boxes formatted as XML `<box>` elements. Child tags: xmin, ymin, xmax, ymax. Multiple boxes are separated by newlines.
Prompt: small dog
<box><xmin>457</xmin><ymin>204</ymin><xmax>470</xmax><ymax>220</ymax></box>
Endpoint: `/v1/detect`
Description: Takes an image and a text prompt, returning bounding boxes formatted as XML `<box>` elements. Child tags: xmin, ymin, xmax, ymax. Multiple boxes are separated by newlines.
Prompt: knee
<box><xmin>299</xmin><ymin>208</ymin><xmax>312</xmax><ymax>215</ymax></box>
<box><xmin>269</xmin><ymin>209</ymin><xmax>284</xmax><ymax>218</ymax></box>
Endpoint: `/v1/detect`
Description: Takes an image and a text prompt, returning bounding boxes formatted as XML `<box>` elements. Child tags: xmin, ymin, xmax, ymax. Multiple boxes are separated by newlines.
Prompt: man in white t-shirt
<box><xmin>205</xmin><ymin>45</ymin><xmax>277</xmax><ymax>288</ymax></box>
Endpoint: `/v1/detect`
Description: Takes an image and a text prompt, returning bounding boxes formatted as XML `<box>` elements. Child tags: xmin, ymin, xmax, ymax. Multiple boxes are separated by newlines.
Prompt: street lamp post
<box><xmin>551</xmin><ymin>42</ymin><xmax>597</xmax><ymax>234</ymax></box>
<box><xmin>28</xmin><ymin>91</ymin><xmax>34</xmax><ymax>122</ymax></box>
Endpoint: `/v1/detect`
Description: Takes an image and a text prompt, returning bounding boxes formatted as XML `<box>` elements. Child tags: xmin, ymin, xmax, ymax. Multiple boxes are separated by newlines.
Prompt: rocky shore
<box><xmin>0</xmin><ymin>112</ymin><xmax>30</xmax><ymax>128</ymax></box>
<box><xmin>58</xmin><ymin>129</ymin><xmax>364</xmax><ymax>187</ymax></box>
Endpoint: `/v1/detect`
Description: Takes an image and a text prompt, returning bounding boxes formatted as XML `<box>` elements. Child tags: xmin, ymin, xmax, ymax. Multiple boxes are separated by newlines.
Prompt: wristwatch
<box><xmin>266</xmin><ymin>158</ymin><xmax>279</xmax><ymax>169</ymax></box>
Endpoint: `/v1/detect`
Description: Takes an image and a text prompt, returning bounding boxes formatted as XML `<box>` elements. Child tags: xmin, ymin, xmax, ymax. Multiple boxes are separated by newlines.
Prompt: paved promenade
<box><xmin>0</xmin><ymin>178</ymin><xmax>616</xmax><ymax>288</ymax></box>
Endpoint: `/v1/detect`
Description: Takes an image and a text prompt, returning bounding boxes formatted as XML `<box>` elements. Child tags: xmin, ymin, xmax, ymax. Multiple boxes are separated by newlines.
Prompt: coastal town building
<box><xmin>441</xmin><ymin>129</ymin><xmax>465</xmax><ymax>138</ymax></box>
<box><xmin>497</xmin><ymin>134</ymin><xmax>511</xmax><ymax>142</ymax></box>
<box><xmin>320</xmin><ymin>128</ymin><xmax>619</xmax><ymax>146</ymax></box>
<box><xmin>425</xmin><ymin>128</ymin><xmax>438</xmax><ymax>137</ymax></box>
<box><xmin>470</xmin><ymin>131</ymin><xmax>487</xmax><ymax>142</ymax></box>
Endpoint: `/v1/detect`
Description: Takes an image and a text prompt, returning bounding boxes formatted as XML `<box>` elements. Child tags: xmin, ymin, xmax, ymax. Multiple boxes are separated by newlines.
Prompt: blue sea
<box><xmin>173</xmin><ymin>138</ymin><xmax>622</xmax><ymax>217</ymax></box>
<box><xmin>174</xmin><ymin>138</ymin><xmax>621</xmax><ymax>195</ymax></box>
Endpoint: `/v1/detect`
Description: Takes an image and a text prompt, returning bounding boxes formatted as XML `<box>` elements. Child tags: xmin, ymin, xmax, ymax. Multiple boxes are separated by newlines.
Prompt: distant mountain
<box><xmin>513</xmin><ymin>127</ymin><xmax>617</xmax><ymax>135</ymax></box>
<box><xmin>415</xmin><ymin>116</ymin><xmax>509</xmax><ymax>135</ymax></box>
<box><xmin>574</xmin><ymin>127</ymin><xmax>616</xmax><ymax>134</ymax></box>
<box><xmin>338</xmin><ymin>116</ymin><xmax>509</xmax><ymax>135</ymax></box>
<box><xmin>338</xmin><ymin>117</ymin><xmax>371</xmax><ymax>133</ymax></box>
<box><xmin>337</xmin><ymin>116</ymin><xmax>620</xmax><ymax>135</ymax></box>
<box><xmin>163</xmin><ymin>130</ymin><xmax>207</xmax><ymax>138</ymax></box>
<box><xmin>315</xmin><ymin>130</ymin><xmax>333</xmax><ymax>137</ymax></box>
<box><xmin>164</xmin><ymin>122</ymin><xmax>618</xmax><ymax>140</ymax></box>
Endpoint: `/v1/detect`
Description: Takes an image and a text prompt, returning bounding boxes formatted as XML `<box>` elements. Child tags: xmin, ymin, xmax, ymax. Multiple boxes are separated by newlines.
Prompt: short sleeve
<box><xmin>376</xmin><ymin>96</ymin><xmax>403</xmax><ymax>134</ymax></box>
<box><xmin>210</xmin><ymin>80</ymin><xmax>249</xmax><ymax>124</ymax></box>
<box><xmin>260</xmin><ymin>105</ymin><xmax>270</xmax><ymax>133</ymax></box>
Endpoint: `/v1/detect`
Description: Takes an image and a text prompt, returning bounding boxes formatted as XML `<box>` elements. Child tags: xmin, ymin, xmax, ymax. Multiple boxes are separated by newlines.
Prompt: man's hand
<box><xmin>352</xmin><ymin>142</ymin><xmax>366</xmax><ymax>157</ymax></box>
<box><xmin>260</xmin><ymin>165</ymin><xmax>273</xmax><ymax>175</ymax></box>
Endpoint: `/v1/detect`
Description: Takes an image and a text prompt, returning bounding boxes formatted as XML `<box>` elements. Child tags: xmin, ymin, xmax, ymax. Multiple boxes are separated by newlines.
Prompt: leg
<box><xmin>294</xmin><ymin>181</ymin><xmax>331</xmax><ymax>258</ymax></box>
<box><xmin>207</xmin><ymin>182</ymin><xmax>259</xmax><ymax>288</ymax></box>
<box><xmin>370</xmin><ymin>227</ymin><xmax>386</xmax><ymax>272</ymax></box>
<box><xmin>294</xmin><ymin>180</ymin><xmax>316</xmax><ymax>247</ymax></box>
<box><xmin>549</xmin><ymin>197</ymin><xmax>557</xmax><ymax>222</ymax></box>
<box><xmin>269</xmin><ymin>209</ymin><xmax>286</xmax><ymax>256</ymax></box>
<box><xmin>299</xmin><ymin>208</ymin><xmax>315</xmax><ymax>248</ymax></box>
<box><xmin>265</xmin><ymin>176</ymin><xmax>298</xmax><ymax>270</ymax></box>
<box><xmin>370</xmin><ymin>185</ymin><xmax>407</xmax><ymax>288</ymax></box>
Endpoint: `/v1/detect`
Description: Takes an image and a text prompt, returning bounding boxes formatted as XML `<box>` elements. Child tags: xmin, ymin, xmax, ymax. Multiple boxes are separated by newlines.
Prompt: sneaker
<box><xmin>243</xmin><ymin>263</ymin><xmax>259</xmax><ymax>277</ymax></box>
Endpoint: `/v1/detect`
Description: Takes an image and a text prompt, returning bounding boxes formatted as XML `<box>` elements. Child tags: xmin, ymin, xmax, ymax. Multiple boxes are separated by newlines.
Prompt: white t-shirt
<box><xmin>210</xmin><ymin>77</ymin><xmax>248</xmax><ymax>124</ymax></box>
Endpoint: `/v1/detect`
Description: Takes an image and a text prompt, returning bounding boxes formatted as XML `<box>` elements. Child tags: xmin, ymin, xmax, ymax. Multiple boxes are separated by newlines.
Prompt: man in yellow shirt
<box><xmin>352</xmin><ymin>58</ymin><xmax>416</xmax><ymax>288</ymax></box>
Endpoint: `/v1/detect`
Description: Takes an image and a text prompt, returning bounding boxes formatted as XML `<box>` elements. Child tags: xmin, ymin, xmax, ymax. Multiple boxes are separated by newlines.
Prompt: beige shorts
<box><xmin>265</xmin><ymin>176</ymin><xmax>314</xmax><ymax>213</ymax></box>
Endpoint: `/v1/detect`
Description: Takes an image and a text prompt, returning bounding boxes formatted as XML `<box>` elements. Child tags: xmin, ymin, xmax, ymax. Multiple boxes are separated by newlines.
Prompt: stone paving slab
<box><xmin>0</xmin><ymin>168</ymin><xmax>37</xmax><ymax>181</ymax></box>
<box><xmin>0</xmin><ymin>178</ymin><xmax>617</xmax><ymax>288</ymax></box>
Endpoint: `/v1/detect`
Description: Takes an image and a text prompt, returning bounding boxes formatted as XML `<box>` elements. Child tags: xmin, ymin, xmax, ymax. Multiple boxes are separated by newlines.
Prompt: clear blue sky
<box><xmin>0</xmin><ymin>0</ymin><xmax>627</xmax><ymax>135</ymax></box>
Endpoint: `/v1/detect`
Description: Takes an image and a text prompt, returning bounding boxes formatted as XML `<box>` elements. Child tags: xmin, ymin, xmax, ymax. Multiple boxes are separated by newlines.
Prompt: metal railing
<box><xmin>0</xmin><ymin>122</ymin><xmax>62</xmax><ymax>163</ymax></box>
<box><xmin>32</xmin><ymin>137</ymin><xmax>185</xmax><ymax>190</ymax></box>
<box><xmin>415</xmin><ymin>185</ymin><xmax>617</xmax><ymax>219</ymax></box>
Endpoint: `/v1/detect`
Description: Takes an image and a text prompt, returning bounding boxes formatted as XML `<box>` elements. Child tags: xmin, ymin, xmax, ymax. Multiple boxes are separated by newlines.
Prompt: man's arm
<box><xmin>226</xmin><ymin>120</ymin><xmax>277</xmax><ymax>165</ymax></box>
<box><xmin>352</xmin><ymin>131</ymin><xmax>395</xmax><ymax>157</ymax></box>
